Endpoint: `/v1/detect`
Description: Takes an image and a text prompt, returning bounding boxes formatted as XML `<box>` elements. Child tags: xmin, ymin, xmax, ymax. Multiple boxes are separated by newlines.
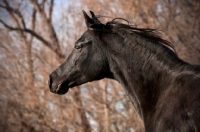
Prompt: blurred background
<box><xmin>0</xmin><ymin>0</ymin><xmax>199</xmax><ymax>132</ymax></box>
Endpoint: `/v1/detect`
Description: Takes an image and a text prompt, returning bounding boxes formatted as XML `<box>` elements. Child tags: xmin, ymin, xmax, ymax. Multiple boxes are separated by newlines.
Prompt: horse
<box><xmin>48</xmin><ymin>11</ymin><xmax>200</xmax><ymax>132</ymax></box>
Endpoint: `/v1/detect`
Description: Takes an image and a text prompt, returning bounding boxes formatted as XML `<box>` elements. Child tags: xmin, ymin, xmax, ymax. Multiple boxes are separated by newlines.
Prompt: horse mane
<box><xmin>89</xmin><ymin>16</ymin><xmax>176</xmax><ymax>53</ymax></box>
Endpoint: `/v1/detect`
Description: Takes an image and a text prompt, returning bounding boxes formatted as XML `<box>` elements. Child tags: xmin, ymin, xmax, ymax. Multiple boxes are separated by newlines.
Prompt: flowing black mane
<box><xmin>89</xmin><ymin>16</ymin><xmax>176</xmax><ymax>53</ymax></box>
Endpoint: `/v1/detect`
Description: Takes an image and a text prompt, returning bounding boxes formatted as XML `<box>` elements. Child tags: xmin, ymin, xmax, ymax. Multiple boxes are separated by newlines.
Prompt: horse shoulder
<box><xmin>150</xmin><ymin>68</ymin><xmax>200</xmax><ymax>132</ymax></box>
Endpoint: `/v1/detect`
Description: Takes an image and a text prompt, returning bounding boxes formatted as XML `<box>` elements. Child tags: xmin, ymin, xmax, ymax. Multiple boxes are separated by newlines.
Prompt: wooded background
<box><xmin>0</xmin><ymin>0</ymin><xmax>200</xmax><ymax>132</ymax></box>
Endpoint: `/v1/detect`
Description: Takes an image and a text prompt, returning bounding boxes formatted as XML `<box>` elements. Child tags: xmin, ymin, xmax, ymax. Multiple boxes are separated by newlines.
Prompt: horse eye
<box><xmin>75</xmin><ymin>45</ymin><xmax>82</xmax><ymax>49</ymax></box>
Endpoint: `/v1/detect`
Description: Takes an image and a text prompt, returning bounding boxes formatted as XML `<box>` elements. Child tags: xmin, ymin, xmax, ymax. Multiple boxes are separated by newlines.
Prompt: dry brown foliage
<box><xmin>0</xmin><ymin>0</ymin><xmax>199</xmax><ymax>131</ymax></box>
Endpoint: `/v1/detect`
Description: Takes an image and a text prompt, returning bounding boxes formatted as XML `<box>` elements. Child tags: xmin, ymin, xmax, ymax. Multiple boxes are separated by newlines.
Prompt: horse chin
<box><xmin>51</xmin><ymin>82</ymin><xmax>69</xmax><ymax>95</ymax></box>
<box><xmin>50</xmin><ymin>80</ymin><xmax>78</xmax><ymax>95</ymax></box>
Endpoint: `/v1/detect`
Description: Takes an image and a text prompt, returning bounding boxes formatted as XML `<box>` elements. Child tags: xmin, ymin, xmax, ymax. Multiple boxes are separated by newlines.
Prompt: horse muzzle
<box><xmin>48</xmin><ymin>75</ymin><xmax>69</xmax><ymax>95</ymax></box>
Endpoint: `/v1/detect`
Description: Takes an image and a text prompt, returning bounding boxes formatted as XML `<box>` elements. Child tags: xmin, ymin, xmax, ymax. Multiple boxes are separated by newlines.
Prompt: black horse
<box><xmin>49</xmin><ymin>11</ymin><xmax>200</xmax><ymax>132</ymax></box>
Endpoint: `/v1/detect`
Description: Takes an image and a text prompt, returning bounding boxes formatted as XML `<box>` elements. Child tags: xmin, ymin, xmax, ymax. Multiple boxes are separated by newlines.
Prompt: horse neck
<box><xmin>105</xmin><ymin>32</ymin><xmax>186</xmax><ymax>122</ymax></box>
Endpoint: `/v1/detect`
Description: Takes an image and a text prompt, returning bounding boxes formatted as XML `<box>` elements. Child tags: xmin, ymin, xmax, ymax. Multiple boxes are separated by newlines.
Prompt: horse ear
<box><xmin>82</xmin><ymin>10</ymin><xmax>94</xmax><ymax>27</ymax></box>
<box><xmin>90</xmin><ymin>11</ymin><xmax>102</xmax><ymax>24</ymax></box>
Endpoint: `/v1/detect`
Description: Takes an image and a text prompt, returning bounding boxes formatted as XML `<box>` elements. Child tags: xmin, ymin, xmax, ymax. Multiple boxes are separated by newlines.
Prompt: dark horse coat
<box><xmin>49</xmin><ymin>11</ymin><xmax>200</xmax><ymax>132</ymax></box>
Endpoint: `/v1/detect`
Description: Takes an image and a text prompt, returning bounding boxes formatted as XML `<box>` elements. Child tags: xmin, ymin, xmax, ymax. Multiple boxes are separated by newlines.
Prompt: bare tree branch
<box><xmin>29</xmin><ymin>0</ymin><xmax>62</xmax><ymax>57</ymax></box>
<box><xmin>1</xmin><ymin>0</ymin><xmax>21</xmax><ymax>28</ymax></box>
<box><xmin>40</xmin><ymin>0</ymin><xmax>47</xmax><ymax>10</ymax></box>
<box><xmin>0</xmin><ymin>19</ymin><xmax>45</xmax><ymax>43</ymax></box>
<box><xmin>17</xmin><ymin>9</ymin><xmax>26</xmax><ymax>29</ymax></box>
<box><xmin>49</xmin><ymin>0</ymin><xmax>54</xmax><ymax>22</ymax></box>
<box><xmin>0</xmin><ymin>18</ymin><xmax>64</xmax><ymax>58</ymax></box>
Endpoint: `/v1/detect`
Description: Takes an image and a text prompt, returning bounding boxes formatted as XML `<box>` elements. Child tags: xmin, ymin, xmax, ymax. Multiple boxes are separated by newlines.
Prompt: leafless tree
<box><xmin>0</xmin><ymin>0</ymin><xmax>199</xmax><ymax>132</ymax></box>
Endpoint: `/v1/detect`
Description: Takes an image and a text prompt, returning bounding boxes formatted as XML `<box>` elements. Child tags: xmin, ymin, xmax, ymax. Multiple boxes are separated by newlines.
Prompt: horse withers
<box><xmin>49</xmin><ymin>11</ymin><xmax>200</xmax><ymax>132</ymax></box>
